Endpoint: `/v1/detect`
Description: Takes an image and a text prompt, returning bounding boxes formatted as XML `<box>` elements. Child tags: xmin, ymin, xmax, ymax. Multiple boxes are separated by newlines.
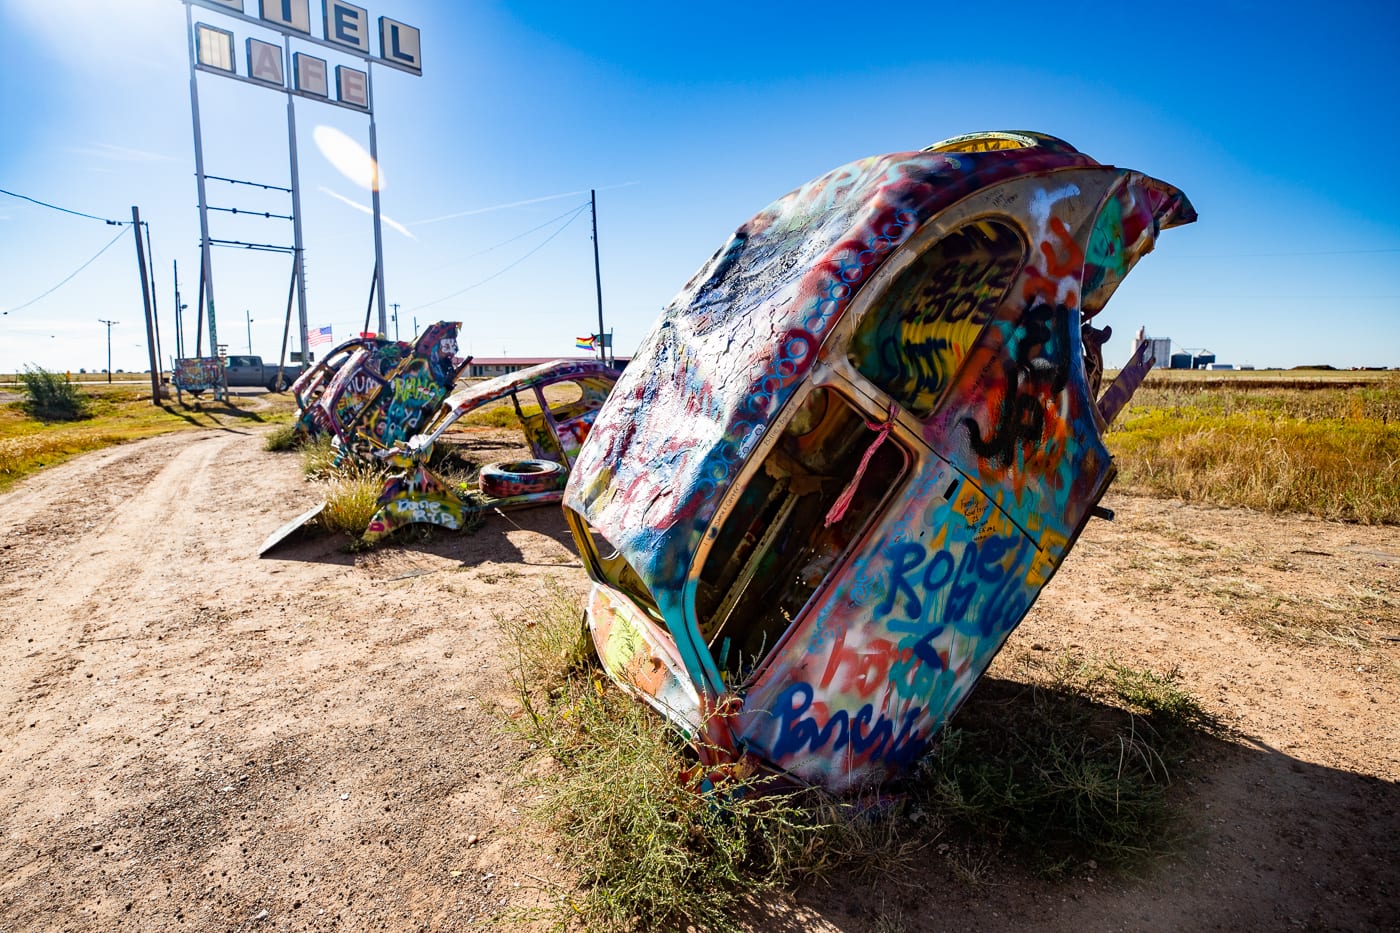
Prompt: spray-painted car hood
<box><xmin>564</xmin><ymin>131</ymin><xmax>1195</xmax><ymax>792</ymax></box>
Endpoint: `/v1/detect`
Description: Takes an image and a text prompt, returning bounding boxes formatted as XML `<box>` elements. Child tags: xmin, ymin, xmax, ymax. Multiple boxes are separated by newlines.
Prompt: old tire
<box><xmin>479</xmin><ymin>459</ymin><xmax>566</xmax><ymax>498</ymax></box>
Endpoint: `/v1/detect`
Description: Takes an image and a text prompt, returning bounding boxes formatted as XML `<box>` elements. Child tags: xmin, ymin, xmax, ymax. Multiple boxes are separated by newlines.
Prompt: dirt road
<box><xmin>1</xmin><ymin>427</ymin><xmax>1396</xmax><ymax>931</ymax></box>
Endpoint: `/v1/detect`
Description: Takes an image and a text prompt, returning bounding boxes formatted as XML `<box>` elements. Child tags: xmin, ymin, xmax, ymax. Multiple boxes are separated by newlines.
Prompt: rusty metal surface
<box><xmin>566</xmin><ymin>131</ymin><xmax>1196</xmax><ymax>792</ymax></box>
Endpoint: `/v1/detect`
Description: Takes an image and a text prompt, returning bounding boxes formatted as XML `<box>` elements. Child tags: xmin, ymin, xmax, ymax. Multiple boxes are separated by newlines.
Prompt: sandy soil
<box><xmin>0</xmin><ymin>424</ymin><xmax>1396</xmax><ymax>931</ymax></box>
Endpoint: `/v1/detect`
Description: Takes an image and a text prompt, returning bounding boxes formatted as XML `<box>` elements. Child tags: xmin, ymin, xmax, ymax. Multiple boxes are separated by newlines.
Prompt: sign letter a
<box><xmin>248</xmin><ymin>39</ymin><xmax>284</xmax><ymax>86</ymax></box>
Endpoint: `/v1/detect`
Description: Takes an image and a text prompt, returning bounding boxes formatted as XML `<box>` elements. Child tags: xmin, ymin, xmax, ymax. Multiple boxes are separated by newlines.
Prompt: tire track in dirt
<box><xmin>0</xmin><ymin>428</ymin><xmax>573</xmax><ymax>930</ymax></box>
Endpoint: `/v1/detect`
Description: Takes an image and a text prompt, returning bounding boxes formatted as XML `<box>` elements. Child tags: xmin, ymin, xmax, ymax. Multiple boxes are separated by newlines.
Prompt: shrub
<box><xmin>497</xmin><ymin>590</ymin><xmax>899</xmax><ymax>931</ymax></box>
<box><xmin>495</xmin><ymin>590</ymin><xmax>1222</xmax><ymax>927</ymax></box>
<box><xmin>920</xmin><ymin>653</ymin><xmax>1217</xmax><ymax>875</ymax></box>
<box><xmin>263</xmin><ymin>423</ymin><xmax>299</xmax><ymax>452</ymax></box>
<box><xmin>18</xmin><ymin>366</ymin><xmax>89</xmax><ymax>422</ymax></box>
<box><xmin>298</xmin><ymin>435</ymin><xmax>339</xmax><ymax>478</ymax></box>
<box><xmin>316</xmin><ymin>462</ymin><xmax>384</xmax><ymax>538</ymax></box>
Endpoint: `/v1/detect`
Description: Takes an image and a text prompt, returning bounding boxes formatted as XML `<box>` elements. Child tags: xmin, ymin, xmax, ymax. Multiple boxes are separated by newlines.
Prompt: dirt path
<box><xmin>0</xmin><ymin>428</ymin><xmax>1396</xmax><ymax>931</ymax></box>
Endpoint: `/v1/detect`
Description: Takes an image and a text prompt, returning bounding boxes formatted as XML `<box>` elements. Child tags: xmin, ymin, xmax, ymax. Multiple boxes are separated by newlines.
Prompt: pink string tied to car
<box><xmin>824</xmin><ymin>403</ymin><xmax>899</xmax><ymax>528</ymax></box>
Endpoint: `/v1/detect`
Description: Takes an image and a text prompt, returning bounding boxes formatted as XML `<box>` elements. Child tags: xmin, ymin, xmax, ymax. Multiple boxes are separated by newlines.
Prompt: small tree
<box><xmin>18</xmin><ymin>366</ymin><xmax>90</xmax><ymax>422</ymax></box>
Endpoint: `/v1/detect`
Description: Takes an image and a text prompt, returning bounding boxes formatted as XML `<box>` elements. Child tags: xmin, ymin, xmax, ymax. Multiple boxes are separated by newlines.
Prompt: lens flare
<box><xmin>312</xmin><ymin>125</ymin><xmax>382</xmax><ymax>191</ymax></box>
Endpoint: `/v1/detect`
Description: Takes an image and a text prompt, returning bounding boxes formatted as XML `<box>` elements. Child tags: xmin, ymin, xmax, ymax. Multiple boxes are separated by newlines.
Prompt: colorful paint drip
<box><xmin>564</xmin><ymin>131</ymin><xmax>1196</xmax><ymax>793</ymax></box>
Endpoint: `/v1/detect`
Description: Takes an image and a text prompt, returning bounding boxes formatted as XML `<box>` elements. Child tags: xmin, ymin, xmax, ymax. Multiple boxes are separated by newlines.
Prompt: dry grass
<box><xmin>494</xmin><ymin>591</ymin><xmax>1219</xmax><ymax>928</ymax></box>
<box><xmin>0</xmin><ymin>388</ymin><xmax>290</xmax><ymax>492</ymax></box>
<box><xmin>1106</xmin><ymin>375</ymin><xmax>1400</xmax><ymax>524</ymax></box>
<box><xmin>1104</xmin><ymin>518</ymin><xmax>1400</xmax><ymax>651</ymax></box>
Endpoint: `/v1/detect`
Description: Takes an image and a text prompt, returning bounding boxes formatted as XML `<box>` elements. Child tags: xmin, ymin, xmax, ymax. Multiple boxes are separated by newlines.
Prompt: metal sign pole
<box><xmin>284</xmin><ymin>35</ymin><xmax>310</xmax><ymax>365</ymax></box>
<box><xmin>367</xmin><ymin>63</ymin><xmax>388</xmax><ymax>336</ymax></box>
<box><xmin>184</xmin><ymin>1</ymin><xmax>220</xmax><ymax>379</ymax></box>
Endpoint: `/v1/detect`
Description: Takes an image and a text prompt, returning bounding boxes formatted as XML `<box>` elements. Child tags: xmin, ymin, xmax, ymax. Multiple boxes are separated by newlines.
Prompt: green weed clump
<box><xmin>263</xmin><ymin>423</ymin><xmax>299</xmax><ymax>452</ymax></box>
<box><xmin>921</xmin><ymin>653</ymin><xmax>1216</xmax><ymax>876</ymax></box>
<box><xmin>298</xmin><ymin>434</ymin><xmax>339</xmax><ymax>478</ymax></box>
<box><xmin>1107</xmin><ymin>378</ymin><xmax>1400</xmax><ymax>523</ymax></box>
<box><xmin>17</xmin><ymin>366</ymin><xmax>90</xmax><ymax>422</ymax></box>
<box><xmin>499</xmin><ymin>594</ymin><xmax>1218</xmax><ymax>927</ymax></box>
<box><xmin>316</xmin><ymin>462</ymin><xmax>384</xmax><ymax>537</ymax></box>
<box><xmin>296</xmin><ymin>435</ymin><xmax>385</xmax><ymax>537</ymax></box>
<box><xmin>498</xmin><ymin>591</ymin><xmax>895</xmax><ymax>932</ymax></box>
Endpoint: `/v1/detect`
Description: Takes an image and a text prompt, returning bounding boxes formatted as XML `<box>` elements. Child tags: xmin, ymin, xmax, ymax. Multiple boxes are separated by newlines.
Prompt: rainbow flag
<box><xmin>575</xmin><ymin>335</ymin><xmax>597</xmax><ymax>350</ymax></box>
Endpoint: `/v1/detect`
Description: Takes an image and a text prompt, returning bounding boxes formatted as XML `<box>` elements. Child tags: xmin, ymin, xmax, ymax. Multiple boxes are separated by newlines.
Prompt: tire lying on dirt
<box><xmin>479</xmin><ymin>459</ymin><xmax>566</xmax><ymax>498</ymax></box>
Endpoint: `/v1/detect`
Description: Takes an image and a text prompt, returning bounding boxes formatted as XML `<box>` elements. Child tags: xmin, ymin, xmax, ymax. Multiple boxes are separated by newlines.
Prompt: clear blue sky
<box><xmin>3</xmin><ymin>0</ymin><xmax>1398</xmax><ymax>374</ymax></box>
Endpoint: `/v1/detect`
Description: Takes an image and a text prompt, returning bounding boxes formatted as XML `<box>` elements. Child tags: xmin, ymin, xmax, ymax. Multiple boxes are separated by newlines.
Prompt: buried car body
<box><xmin>359</xmin><ymin>358</ymin><xmax>619</xmax><ymax>544</ymax></box>
<box><xmin>563</xmin><ymin>131</ymin><xmax>1196</xmax><ymax>793</ymax></box>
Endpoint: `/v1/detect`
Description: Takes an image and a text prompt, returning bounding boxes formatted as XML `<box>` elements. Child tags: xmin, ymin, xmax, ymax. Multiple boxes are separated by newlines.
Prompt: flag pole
<box><xmin>591</xmin><ymin>189</ymin><xmax>605</xmax><ymax>364</ymax></box>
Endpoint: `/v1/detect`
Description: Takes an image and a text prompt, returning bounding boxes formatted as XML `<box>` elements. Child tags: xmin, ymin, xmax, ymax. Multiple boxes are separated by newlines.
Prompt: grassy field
<box><xmin>6</xmin><ymin>368</ymin><xmax>1397</xmax><ymax>524</ymax></box>
<box><xmin>0</xmin><ymin>383</ymin><xmax>291</xmax><ymax>493</ymax></box>
<box><xmin>1104</xmin><ymin>369</ymin><xmax>1400</xmax><ymax>524</ymax></box>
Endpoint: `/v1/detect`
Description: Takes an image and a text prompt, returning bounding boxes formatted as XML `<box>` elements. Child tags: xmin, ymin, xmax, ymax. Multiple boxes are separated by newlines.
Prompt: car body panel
<box><xmin>292</xmin><ymin>322</ymin><xmax>465</xmax><ymax>454</ymax></box>
<box><xmin>564</xmin><ymin>132</ymin><xmax>1196</xmax><ymax>792</ymax></box>
<box><xmin>359</xmin><ymin>359</ymin><xmax>619</xmax><ymax>544</ymax></box>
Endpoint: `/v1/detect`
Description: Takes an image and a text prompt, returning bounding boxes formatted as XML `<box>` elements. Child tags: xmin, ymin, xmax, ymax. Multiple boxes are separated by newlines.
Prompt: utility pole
<box><xmin>184</xmin><ymin>2</ymin><xmax>219</xmax><ymax>369</ymax></box>
<box><xmin>99</xmin><ymin>319</ymin><xmax>118</xmax><ymax>383</ymax></box>
<box><xmin>391</xmin><ymin>302</ymin><xmax>400</xmax><ymax>341</ymax></box>
<box><xmin>246</xmin><ymin>310</ymin><xmax>254</xmax><ymax>354</ymax></box>
<box><xmin>131</xmin><ymin>206</ymin><xmax>160</xmax><ymax>404</ymax></box>
<box><xmin>173</xmin><ymin>259</ymin><xmax>183</xmax><ymax>360</ymax></box>
<box><xmin>367</xmin><ymin>63</ymin><xmax>388</xmax><ymax>337</ymax></box>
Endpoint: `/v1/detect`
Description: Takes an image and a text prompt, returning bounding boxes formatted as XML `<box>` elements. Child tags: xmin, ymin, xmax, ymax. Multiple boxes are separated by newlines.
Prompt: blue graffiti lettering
<box><xmin>768</xmin><ymin>682</ymin><xmax>926</xmax><ymax>768</ymax></box>
<box><xmin>878</xmin><ymin>533</ymin><xmax>1031</xmax><ymax>638</ymax></box>
<box><xmin>877</xmin><ymin>542</ymin><xmax>954</xmax><ymax>623</ymax></box>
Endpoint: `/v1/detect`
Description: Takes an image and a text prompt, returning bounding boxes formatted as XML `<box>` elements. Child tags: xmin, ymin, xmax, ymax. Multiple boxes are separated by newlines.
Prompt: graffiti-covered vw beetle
<box><xmin>563</xmin><ymin>131</ymin><xmax>1196</xmax><ymax>793</ymax></box>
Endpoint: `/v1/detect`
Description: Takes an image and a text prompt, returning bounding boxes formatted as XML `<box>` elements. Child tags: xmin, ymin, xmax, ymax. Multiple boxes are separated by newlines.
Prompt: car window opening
<box><xmin>695</xmin><ymin>387</ymin><xmax>908</xmax><ymax>684</ymax></box>
<box><xmin>568</xmin><ymin>511</ymin><xmax>665</xmax><ymax>624</ymax></box>
<box><xmin>848</xmin><ymin>219</ymin><xmax>1025</xmax><ymax>417</ymax></box>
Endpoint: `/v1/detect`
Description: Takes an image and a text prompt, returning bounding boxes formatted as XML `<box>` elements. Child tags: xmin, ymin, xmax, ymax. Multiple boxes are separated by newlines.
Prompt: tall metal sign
<box><xmin>182</xmin><ymin>0</ymin><xmax>421</xmax><ymax>362</ymax></box>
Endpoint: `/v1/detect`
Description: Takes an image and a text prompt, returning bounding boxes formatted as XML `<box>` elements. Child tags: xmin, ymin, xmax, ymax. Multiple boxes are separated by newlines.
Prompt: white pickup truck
<box><xmin>223</xmin><ymin>355</ymin><xmax>308</xmax><ymax>392</ymax></box>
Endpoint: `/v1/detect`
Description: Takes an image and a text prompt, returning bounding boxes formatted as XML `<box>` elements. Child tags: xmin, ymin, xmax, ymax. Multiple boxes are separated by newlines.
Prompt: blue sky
<box><xmin>2</xmin><ymin>0</ymin><xmax>1398</xmax><ymax>375</ymax></box>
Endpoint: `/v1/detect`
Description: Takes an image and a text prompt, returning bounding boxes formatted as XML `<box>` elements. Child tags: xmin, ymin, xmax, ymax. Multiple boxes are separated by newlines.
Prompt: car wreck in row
<box><xmin>262</xmin><ymin>335</ymin><xmax>617</xmax><ymax>553</ymax></box>
<box><xmin>290</xmin><ymin>321</ymin><xmax>468</xmax><ymax>457</ymax></box>
<box><xmin>359</xmin><ymin>359</ymin><xmax>618</xmax><ymax>544</ymax></box>
<box><xmin>560</xmin><ymin>131</ymin><xmax>1196</xmax><ymax>793</ymax></box>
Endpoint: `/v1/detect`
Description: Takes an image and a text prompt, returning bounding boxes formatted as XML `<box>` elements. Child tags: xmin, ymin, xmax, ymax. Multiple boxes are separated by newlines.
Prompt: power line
<box><xmin>425</xmin><ymin>201</ymin><xmax>590</xmax><ymax>275</ymax></box>
<box><xmin>0</xmin><ymin>186</ymin><xmax>129</xmax><ymax>226</ymax></box>
<box><xmin>3</xmin><ymin>228</ymin><xmax>130</xmax><ymax>316</ymax></box>
<box><xmin>410</xmin><ymin>203</ymin><xmax>591</xmax><ymax>312</ymax></box>
<box><xmin>204</xmin><ymin>174</ymin><xmax>293</xmax><ymax>193</ymax></box>
<box><xmin>1173</xmin><ymin>247</ymin><xmax>1400</xmax><ymax>258</ymax></box>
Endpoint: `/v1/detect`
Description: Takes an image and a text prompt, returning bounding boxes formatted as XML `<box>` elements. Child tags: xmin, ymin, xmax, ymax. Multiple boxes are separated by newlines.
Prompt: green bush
<box><xmin>18</xmin><ymin>366</ymin><xmax>90</xmax><ymax>422</ymax></box>
<box><xmin>263</xmin><ymin>423</ymin><xmax>299</xmax><ymax>452</ymax></box>
<box><xmin>498</xmin><ymin>591</ymin><xmax>897</xmax><ymax>931</ymax></box>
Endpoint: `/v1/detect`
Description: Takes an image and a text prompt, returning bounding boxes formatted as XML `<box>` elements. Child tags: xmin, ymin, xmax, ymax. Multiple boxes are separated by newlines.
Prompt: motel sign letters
<box><xmin>193</xmin><ymin>0</ymin><xmax>421</xmax><ymax>111</ymax></box>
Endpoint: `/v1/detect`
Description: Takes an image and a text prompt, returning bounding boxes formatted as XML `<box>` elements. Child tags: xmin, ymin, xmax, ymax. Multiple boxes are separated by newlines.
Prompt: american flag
<box><xmin>308</xmin><ymin>325</ymin><xmax>333</xmax><ymax>348</ymax></box>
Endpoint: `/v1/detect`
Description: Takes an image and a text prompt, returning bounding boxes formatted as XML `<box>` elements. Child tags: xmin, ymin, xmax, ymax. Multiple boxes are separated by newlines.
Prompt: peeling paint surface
<box><xmin>566</xmin><ymin>131</ymin><xmax>1196</xmax><ymax>792</ymax></box>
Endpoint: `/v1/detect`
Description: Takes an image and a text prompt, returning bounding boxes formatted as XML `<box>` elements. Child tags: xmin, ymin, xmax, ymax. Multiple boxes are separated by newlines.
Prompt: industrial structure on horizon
<box><xmin>1135</xmin><ymin>327</ymin><xmax>1234</xmax><ymax>370</ymax></box>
